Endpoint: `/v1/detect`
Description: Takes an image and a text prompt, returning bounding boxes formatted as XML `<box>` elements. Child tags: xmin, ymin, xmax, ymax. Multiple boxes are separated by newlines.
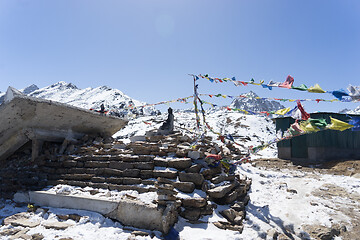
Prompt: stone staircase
<box><xmin>1</xmin><ymin>132</ymin><xmax>252</xmax><ymax>233</ymax></box>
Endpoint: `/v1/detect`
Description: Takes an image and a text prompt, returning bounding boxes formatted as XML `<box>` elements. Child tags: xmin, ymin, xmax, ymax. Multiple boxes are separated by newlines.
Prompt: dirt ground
<box><xmin>252</xmin><ymin>158</ymin><xmax>360</xmax><ymax>240</ymax></box>
<box><xmin>252</xmin><ymin>158</ymin><xmax>360</xmax><ymax>177</ymax></box>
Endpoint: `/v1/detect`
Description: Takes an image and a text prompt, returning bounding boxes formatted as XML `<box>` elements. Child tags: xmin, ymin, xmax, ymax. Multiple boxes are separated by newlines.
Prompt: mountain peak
<box><xmin>21</xmin><ymin>84</ymin><xmax>39</xmax><ymax>94</ymax></box>
<box><xmin>230</xmin><ymin>91</ymin><xmax>284</xmax><ymax>113</ymax></box>
<box><xmin>51</xmin><ymin>81</ymin><xmax>78</xmax><ymax>90</ymax></box>
<box><xmin>243</xmin><ymin>91</ymin><xmax>258</xmax><ymax>98</ymax></box>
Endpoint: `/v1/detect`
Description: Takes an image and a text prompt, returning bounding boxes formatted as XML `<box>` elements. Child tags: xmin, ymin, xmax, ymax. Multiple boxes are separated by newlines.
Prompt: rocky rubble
<box><xmin>0</xmin><ymin>131</ymin><xmax>252</xmax><ymax>234</ymax></box>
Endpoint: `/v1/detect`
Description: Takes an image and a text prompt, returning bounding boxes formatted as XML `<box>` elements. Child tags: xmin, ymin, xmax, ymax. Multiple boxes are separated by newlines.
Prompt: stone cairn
<box><xmin>0</xmin><ymin>131</ymin><xmax>252</xmax><ymax>233</ymax></box>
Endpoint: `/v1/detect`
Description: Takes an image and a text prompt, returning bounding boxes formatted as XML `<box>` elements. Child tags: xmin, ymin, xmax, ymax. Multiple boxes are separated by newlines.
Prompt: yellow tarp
<box><xmin>327</xmin><ymin>117</ymin><xmax>354</xmax><ymax>131</ymax></box>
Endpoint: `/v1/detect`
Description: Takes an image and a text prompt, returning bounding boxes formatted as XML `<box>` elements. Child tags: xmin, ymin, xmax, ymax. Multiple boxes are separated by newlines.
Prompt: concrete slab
<box><xmin>0</xmin><ymin>89</ymin><xmax>128</xmax><ymax>161</ymax></box>
<box><xmin>28</xmin><ymin>190</ymin><xmax>177</xmax><ymax>233</ymax></box>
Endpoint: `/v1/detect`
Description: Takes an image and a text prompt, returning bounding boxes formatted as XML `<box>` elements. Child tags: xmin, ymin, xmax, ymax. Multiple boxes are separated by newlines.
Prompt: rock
<box><xmin>211</xmin><ymin>175</ymin><xmax>235</xmax><ymax>184</ymax></box>
<box><xmin>231</xmin><ymin>202</ymin><xmax>245</xmax><ymax>211</ymax></box>
<box><xmin>181</xmin><ymin>198</ymin><xmax>207</xmax><ymax>208</ymax></box>
<box><xmin>130</xmin><ymin>135</ymin><xmax>147</xmax><ymax>142</ymax></box>
<box><xmin>132</xmin><ymin>230</ymin><xmax>149</xmax><ymax>237</ymax></box>
<box><xmin>180</xmin><ymin>208</ymin><xmax>201</xmax><ymax>221</ymax></box>
<box><xmin>175</xmin><ymin>148</ymin><xmax>188</xmax><ymax>158</ymax></box>
<box><xmin>267</xmin><ymin>228</ymin><xmax>279</xmax><ymax>240</ymax></box>
<box><xmin>207</xmin><ymin>183</ymin><xmax>236</xmax><ymax>199</ymax></box>
<box><xmin>220</xmin><ymin>208</ymin><xmax>237</xmax><ymax>222</ymax></box>
<box><xmin>173</xmin><ymin>182</ymin><xmax>195</xmax><ymax>193</ymax></box>
<box><xmin>153</xmin><ymin>170</ymin><xmax>178</xmax><ymax>179</ymax></box>
<box><xmin>31</xmin><ymin>233</ymin><xmax>44</xmax><ymax>240</ymax></box>
<box><xmin>303</xmin><ymin>224</ymin><xmax>342</xmax><ymax>240</ymax></box>
<box><xmin>213</xmin><ymin>221</ymin><xmax>243</xmax><ymax>233</ymax></box>
<box><xmin>9</xmin><ymin>229</ymin><xmax>31</xmax><ymax>240</ymax></box>
<box><xmin>122</xmin><ymin>177</ymin><xmax>142</xmax><ymax>185</ymax></box>
<box><xmin>153</xmin><ymin>157</ymin><xmax>168</xmax><ymax>167</ymax></box>
<box><xmin>185</xmin><ymin>164</ymin><xmax>202</xmax><ymax>173</ymax></box>
<box><xmin>0</xmin><ymin>228</ymin><xmax>21</xmax><ymax>236</ymax></box>
<box><xmin>4</xmin><ymin>212</ymin><xmax>41</xmax><ymax>228</ymax></box>
<box><xmin>201</xmin><ymin>166</ymin><xmax>222</xmax><ymax>180</ymax></box>
<box><xmin>42</xmin><ymin>221</ymin><xmax>75</xmax><ymax>230</ymax></box>
<box><xmin>167</xmin><ymin>158</ymin><xmax>192</xmax><ymax>170</ymax></box>
<box><xmin>68</xmin><ymin>214</ymin><xmax>81</xmax><ymax>222</ymax></box>
<box><xmin>200</xmin><ymin>205</ymin><xmax>214</xmax><ymax>215</ymax></box>
<box><xmin>178</xmin><ymin>172</ymin><xmax>204</xmax><ymax>187</ymax></box>
<box><xmin>187</xmin><ymin>151</ymin><xmax>204</xmax><ymax>160</ymax></box>
<box><xmin>352</xmin><ymin>173</ymin><xmax>360</xmax><ymax>179</ymax></box>
<box><xmin>287</xmin><ymin>189</ymin><xmax>298</xmax><ymax>194</ymax></box>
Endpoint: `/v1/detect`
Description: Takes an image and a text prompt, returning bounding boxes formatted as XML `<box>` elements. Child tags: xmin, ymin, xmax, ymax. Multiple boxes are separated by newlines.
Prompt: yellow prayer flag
<box><xmin>327</xmin><ymin>117</ymin><xmax>354</xmax><ymax>131</ymax></box>
<box><xmin>275</xmin><ymin>107</ymin><xmax>291</xmax><ymax>115</ymax></box>
<box><xmin>299</xmin><ymin>121</ymin><xmax>320</xmax><ymax>132</ymax></box>
<box><xmin>307</xmin><ymin>84</ymin><xmax>326</xmax><ymax>93</ymax></box>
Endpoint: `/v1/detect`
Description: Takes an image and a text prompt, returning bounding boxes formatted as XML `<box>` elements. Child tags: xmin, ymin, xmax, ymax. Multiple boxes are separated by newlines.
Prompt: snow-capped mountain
<box><xmin>341</xmin><ymin>106</ymin><xmax>360</xmax><ymax>115</ymax></box>
<box><xmin>0</xmin><ymin>82</ymin><xmax>159</xmax><ymax>116</ymax></box>
<box><xmin>230</xmin><ymin>91</ymin><xmax>284</xmax><ymax>112</ymax></box>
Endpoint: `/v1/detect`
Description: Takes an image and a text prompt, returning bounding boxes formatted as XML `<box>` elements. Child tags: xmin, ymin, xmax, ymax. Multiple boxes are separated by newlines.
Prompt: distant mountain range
<box><xmin>0</xmin><ymin>82</ymin><xmax>160</xmax><ymax>116</ymax></box>
<box><xmin>1</xmin><ymin>83</ymin><xmax>359</xmax><ymax>116</ymax></box>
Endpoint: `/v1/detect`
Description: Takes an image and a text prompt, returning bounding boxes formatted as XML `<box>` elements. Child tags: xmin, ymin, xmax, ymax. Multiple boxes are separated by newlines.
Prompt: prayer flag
<box><xmin>327</xmin><ymin>117</ymin><xmax>354</xmax><ymax>131</ymax></box>
<box><xmin>307</xmin><ymin>84</ymin><xmax>326</xmax><ymax>93</ymax></box>
<box><xmin>279</xmin><ymin>75</ymin><xmax>294</xmax><ymax>89</ymax></box>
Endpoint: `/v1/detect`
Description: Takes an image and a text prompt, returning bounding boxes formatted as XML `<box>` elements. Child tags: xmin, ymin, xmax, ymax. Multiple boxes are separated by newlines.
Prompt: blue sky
<box><xmin>0</xmin><ymin>0</ymin><xmax>359</xmax><ymax>112</ymax></box>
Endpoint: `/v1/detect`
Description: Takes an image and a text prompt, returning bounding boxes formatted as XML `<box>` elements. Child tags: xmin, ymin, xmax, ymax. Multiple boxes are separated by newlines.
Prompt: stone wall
<box><xmin>1</xmin><ymin>132</ymin><xmax>252</xmax><ymax>233</ymax></box>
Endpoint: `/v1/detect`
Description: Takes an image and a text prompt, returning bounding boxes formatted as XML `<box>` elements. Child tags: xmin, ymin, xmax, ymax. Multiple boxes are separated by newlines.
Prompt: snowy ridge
<box><xmin>230</xmin><ymin>91</ymin><xmax>284</xmax><ymax>112</ymax></box>
<box><xmin>343</xmin><ymin>105</ymin><xmax>360</xmax><ymax>115</ymax></box>
<box><xmin>28</xmin><ymin>81</ymin><xmax>160</xmax><ymax>116</ymax></box>
<box><xmin>0</xmin><ymin>82</ymin><xmax>159</xmax><ymax>116</ymax></box>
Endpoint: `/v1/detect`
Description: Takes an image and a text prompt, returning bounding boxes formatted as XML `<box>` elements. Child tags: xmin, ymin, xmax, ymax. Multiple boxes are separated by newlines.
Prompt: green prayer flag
<box><xmin>291</xmin><ymin>84</ymin><xmax>308</xmax><ymax>91</ymax></box>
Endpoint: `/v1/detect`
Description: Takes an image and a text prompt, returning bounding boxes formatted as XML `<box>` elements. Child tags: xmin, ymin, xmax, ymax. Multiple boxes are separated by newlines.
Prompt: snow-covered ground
<box><xmin>1</xmin><ymin>162</ymin><xmax>359</xmax><ymax>240</ymax></box>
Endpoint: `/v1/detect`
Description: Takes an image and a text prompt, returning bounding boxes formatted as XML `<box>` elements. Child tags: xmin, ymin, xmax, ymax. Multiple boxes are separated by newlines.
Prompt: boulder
<box><xmin>201</xmin><ymin>166</ymin><xmax>222</xmax><ymax>180</ymax></box>
<box><xmin>167</xmin><ymin>158</ymin><xmax>192</xmax><ymax>170</ymax></box>
<box><xmin>180</xmin><ymin>208</ymin><xmax>201</xmax><ymax>221</ymax></box>
<box><xmin>178</xmin><ymin>172</ymin><xmax>204</xmax><ymax>187</ymax></box>
<box><xmin>173</xmin><ymin>182</ymin><xmax>195</xmax><ymax>193</ymax></box>
<box><xmin>211</xmin><ymin>175</ymin><xmax>235</xmax><ymax>184</ymax></box>
<box><xmin>185</xmin><ymin>164</ymin><xmax>202</xmax><ymax>173</ymax></box>
<box><xmin>207</xmin><ymin>183</ymin><xmax>236</xmax><ymax>199</ymax></box>
<box><xmin>181</xmin><ymin>198</ymin><xmax>207</xmax><ymax>208</ymax></box>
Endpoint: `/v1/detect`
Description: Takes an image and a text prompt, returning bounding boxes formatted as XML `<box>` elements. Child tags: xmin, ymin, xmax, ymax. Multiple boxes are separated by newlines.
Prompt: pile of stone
<box><xmin>0</xmin><ymin>131</ymin><xmax>252</xmax><ymax>233</ymax></box>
